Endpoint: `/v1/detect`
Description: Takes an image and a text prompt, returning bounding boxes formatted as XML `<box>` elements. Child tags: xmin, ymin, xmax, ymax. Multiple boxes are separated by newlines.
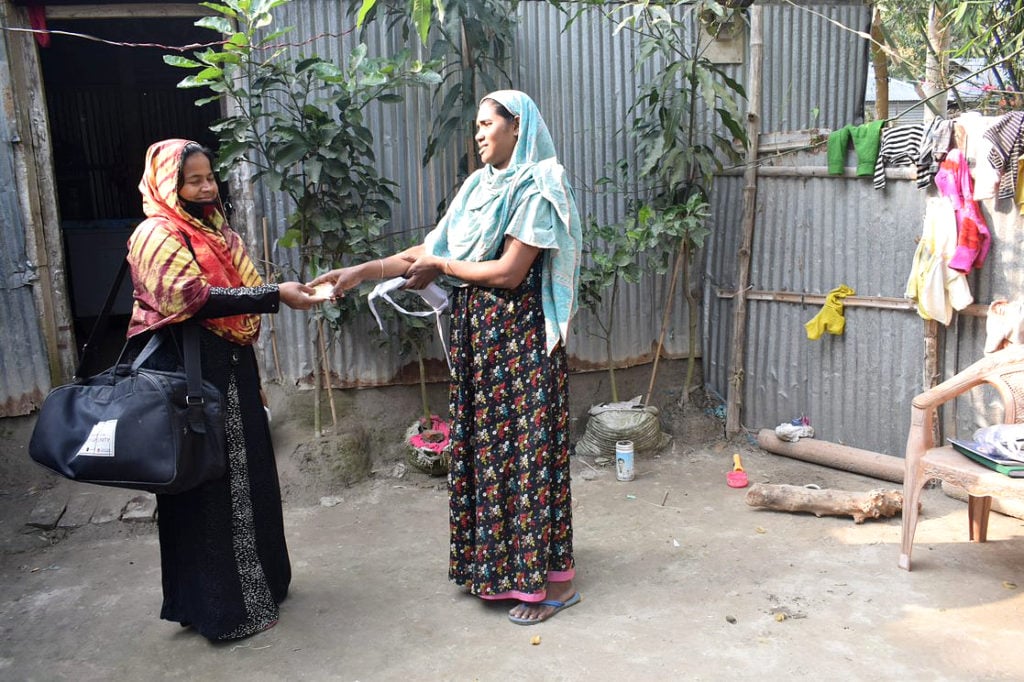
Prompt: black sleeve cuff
<box><xmin>195</xmin><ymin>284</ymin><xmax>280</xmax><ymax>319</ymax></box>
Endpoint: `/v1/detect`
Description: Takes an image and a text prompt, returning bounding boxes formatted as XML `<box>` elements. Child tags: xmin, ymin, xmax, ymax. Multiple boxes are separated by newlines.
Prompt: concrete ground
<box><xmin>3</xmin><ymin>398</ymin><xmax>1024</xmax><ymax>681</ymax></box>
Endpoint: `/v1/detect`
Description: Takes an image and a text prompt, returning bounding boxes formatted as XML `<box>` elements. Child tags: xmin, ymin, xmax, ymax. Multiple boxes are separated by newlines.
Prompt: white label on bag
<box><xmin>74</xmin><ymin>420</ymin><xmax>117</xmax><ymax>457</ymax></box>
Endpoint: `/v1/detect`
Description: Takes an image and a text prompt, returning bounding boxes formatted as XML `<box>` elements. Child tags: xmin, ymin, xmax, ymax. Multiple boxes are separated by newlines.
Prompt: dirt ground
<box><xmin>3</xmin><ymin>373</ymin><xmax>1024</xmax><ymax>681</ymax></box>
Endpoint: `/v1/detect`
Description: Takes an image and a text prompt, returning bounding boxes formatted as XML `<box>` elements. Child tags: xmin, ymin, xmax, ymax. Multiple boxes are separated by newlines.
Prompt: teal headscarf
<box><xmin>423</xmin><ymin>90</ymin><xmax>583</xmax><ymax>354</ymax></box>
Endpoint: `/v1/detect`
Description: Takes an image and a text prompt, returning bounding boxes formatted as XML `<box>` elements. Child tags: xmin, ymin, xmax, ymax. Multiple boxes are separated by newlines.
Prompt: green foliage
<box><xmin>875</xmin><ymin>0</ymin><xmax>931</xmax><ymax>82</ymax></box>
<box><xmin>946</xmin><ymin>0</ymin><xmax>1024</xmax><ymax>105</ymax></box>
<box><xmin>356</xmin><ymin>0</ymin><xmax>436</xmax><ymax>44</ymax></box>
<box><xmin>879</xmin><ymin>0</ymin><xmax>1024</xmax><ymax>108</ymax></box>
<box><xmin>165</xmin><ymin>0</ymin><xmax>440</xmax><ymax>325</ymax></box>
<box><xmin>349</xmin><ymin>0</ymin><xmax>515</xmax><ymax>393</ymax></box>
<box><xmin>618</xmin><ymin>1</ymin><xmax>747</xmax><ymax>198</ymax></box>
<box><xmin>352</xmin><ymin>0</ymin><xmax>516</xmax><ymax>176</ymax></box>
<box><xmin>579</xmin><ymin>172</ymin><xmax>711</xmax><ymax>321</ymax></box>
<box><xmin>576</xmin><ymin>1</ymin><xmax>746</xmax><ymax>401</ymax></box>
<box><xmin>421</xmin><ymin>0</ymin><xmax>517</xmax><ymax>172</ymax></box>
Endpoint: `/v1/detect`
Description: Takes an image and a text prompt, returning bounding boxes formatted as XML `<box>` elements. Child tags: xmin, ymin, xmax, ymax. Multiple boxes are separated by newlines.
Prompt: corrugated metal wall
<box><xmin>704</xmin><ymin>151</ymin><xmax>1024</xmax><ymax>457</ymax></box>
<box><xmin>760</xmin><ymin>1</ymin><xmax>871</xmax><ymax>132</ymax></box>
<box><xmin>704</xmin><ymin>161</ymin><xmax>927</xmax><ymax>456</ymax></box>
<box><xmin>0</xmin><ymin>24</ymin><xmax>49</xmax><ymax>415</ymax></box>
<box><xmin>28</xmin><ymin>0</ymin><xmax>991</xmax><ymax>458</ymax></box>
<box><xmin>248</xmin><ymin>0</ymin><xmax>753</xmax><ymax>385</ymax></box>
<box><xmin>514</xmin><ymin>2</ymin><xmax>722</xmax><ymax>370</ymax></box>
<box><xmin>249</xmin><ymin>0</ymin><xmax>463</xmax><ymax>386</ymax></box>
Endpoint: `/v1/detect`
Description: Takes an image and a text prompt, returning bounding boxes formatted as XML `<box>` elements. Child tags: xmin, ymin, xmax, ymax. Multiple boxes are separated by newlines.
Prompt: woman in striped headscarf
<box><xmin>126</xmin><ymin>139</ymin><xmax>319</xmax><ymax>641</ymax></box>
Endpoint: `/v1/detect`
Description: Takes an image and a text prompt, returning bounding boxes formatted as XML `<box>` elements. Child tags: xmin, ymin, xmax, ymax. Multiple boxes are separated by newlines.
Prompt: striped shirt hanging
<box><xmin>916</xmin><ymin>117</ymin><xmax>953</xmax><ymax>190</ymax></box>
<box><xmin>874</xmin><ymin>123</ymin><xmax>924</xmax><ymax>189</ymax></box>
<box><xmin>983</xmin><ymin>111</ymin><xmax>1024</xmax><ymax>201</ymax></box>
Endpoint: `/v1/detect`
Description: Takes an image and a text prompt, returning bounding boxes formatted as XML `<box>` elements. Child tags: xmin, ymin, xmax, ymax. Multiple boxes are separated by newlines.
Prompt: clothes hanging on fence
<box><xmin>904</xmin><ymin>198</ymin><xmax>973</xmax><ymax>325</ymax></box>
<box><xmin>933</xmin><ymin>147</ymin><xmax>991</xmax><ymax>273</ymax></box>
<box><xmin>983</xmin><ymin>111</ymin><xmax>1024</xmax><ymax>202</ymax></box>
<box><xmin>852</xmin><ymin>112</ymin><xmax>1022</xmax><ymax>198</ymax></box>
<box><xmin>873</xmin><ymin>123</ymin><xmax>924</xmax><ymax>189</ymax></box>
<box><xmin>827</xmin><ymin>120</ymin><xmax>885</xmax><ymax>176</ymax></box>
<box><xmin>985</xmin><ymin>299</ymin><xmax>1024</xmax><ymax>353</ymax></box>
<box><xmin>955</xmin><ymin>112</ymin><xmax>1002</xmax><ymax>201</ymax></box>
<box><xmin>804</xmin><ymin>284</ymin><xmax>856</xmax><ymax>340</ymax></box>
<box><xmin>916</xmin><ymin>117</ymin><xmax>954</xmax><ymax>189</ymax></box>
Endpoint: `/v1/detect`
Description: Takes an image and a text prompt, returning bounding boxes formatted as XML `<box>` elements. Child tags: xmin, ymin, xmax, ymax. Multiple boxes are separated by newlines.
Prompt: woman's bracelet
<box><xmin>444</xmin><ymin>259</ymin><xmax>453</xmax><ymax>276</ymax></box>
<box><xmin>378</xmin><ymin>259</ymin><xmax>385</xmax><ymax>278</ymax></box>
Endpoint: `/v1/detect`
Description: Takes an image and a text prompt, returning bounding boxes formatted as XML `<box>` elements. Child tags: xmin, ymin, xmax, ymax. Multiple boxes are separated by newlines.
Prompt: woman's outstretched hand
<box><xmin>402</xmin><ymin>254</ymin><xmax>442</xmax><ymax>290</ymax></box>
<box><xmin>278</xmin><ymin>281</ymin><xmax>320</xmax><ymax>311</ymax></box>
<box><xmin>308</xmin><ymin>266</ymin><xmax>365</xmax><ymax>299</ymax></box>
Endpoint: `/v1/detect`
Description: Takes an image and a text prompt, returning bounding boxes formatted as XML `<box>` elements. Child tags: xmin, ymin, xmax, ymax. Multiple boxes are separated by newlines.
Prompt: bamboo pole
<box><xmin>44</xmin><ymin>4</ymin><xmax>213</xmax><ymax>19</ymax></box>
<box><xmin>318</xmin><ymin>319</ymin><xmax>337</xmax><ymax>428</ymax></box>
<box><xmin>716</xmin><ymin>289</ymin><xmax>916</xmax><ymax>311</ymax></box>
<box><xmin>261</xmin><ymin>217</ymin><xmax>283</xmax><ymax>382</ymax></box>
<box><xmin>716</xmin><ymin>287</ymin><xmax>994</xmax><ymax>317</ymax></box>
<box><xmin>923</xmin><ymin>318</ymin><xmax>941</xmax><ymax>448</ymax></box>
<box><xmin>682</xmin><ymin>243</ymin><xmax>699</xmax><ymax>397</ymax></box>
<box><xmin>644</xmin><ymin>241</ymin><xmax>687</xmax><ymax>407</ymax></box>
<box><xmin>719</xmin><ymin>166</ymin><xmax>917</xmax><ymax>180</ymax></box>
<box><xmin>725</xmin><ymin>6</ymin><xmax>762</xmax><ymax>435</ymax></box>
<box><xmin>924</xmin><ymin>318</ymin><xmax>941</xmax><ymax>388</ymax></box>
<box><xmin>461</xmin><ymin>19</ymin><xmax>478</xmax><ymax>176</ymax></box>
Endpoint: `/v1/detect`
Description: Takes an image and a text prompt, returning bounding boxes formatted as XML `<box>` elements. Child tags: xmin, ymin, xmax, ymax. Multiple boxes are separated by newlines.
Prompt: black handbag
<box><xmin>28</xmin><ymin>258</ymin><xmax>227</xmax><ymax>494</ymax></box>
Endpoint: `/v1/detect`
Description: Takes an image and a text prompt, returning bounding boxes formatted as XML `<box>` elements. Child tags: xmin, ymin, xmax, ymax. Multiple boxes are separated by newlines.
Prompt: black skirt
<box><xmin>129</xmin><ymin>326</ymin><xmax>290</xmax><ymax>640</ymax></box>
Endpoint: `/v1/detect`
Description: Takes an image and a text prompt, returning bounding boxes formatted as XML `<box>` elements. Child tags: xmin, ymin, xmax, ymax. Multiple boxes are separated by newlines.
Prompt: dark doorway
<box><xmin>39</xmin><ymin>18</ymin><xmax>219</xmax><ymax>369</ymax></box>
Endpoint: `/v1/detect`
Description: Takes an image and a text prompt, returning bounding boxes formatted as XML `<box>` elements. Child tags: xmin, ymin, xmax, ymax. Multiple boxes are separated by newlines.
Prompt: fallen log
<box><xmin>756</xmin><ymin>429</ymin><xmax>904</xmax><ymax>483</ymax></box>
<box><xmin>744</xmin><ymin>483</ymin><xmax>904</xmax><ymax>523</ymax></box>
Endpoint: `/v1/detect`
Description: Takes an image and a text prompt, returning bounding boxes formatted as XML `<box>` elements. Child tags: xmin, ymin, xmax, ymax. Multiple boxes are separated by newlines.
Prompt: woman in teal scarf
<box><xmin>313</xmin><ymin>90</ymin><xmax>583</xmax><ymax>624</ymax></box>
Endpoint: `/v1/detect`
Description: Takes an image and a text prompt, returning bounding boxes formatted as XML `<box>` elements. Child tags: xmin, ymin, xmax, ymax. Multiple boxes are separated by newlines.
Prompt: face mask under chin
<box><xmin>180</xmin><ymin>198</ymin><xmax>218</xmax><ymax>222</ymax></box>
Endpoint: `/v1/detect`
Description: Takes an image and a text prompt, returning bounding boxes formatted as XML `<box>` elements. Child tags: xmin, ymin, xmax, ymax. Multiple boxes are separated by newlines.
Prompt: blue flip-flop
<box><xmin>508</xmin><ymin>592</ymin><xmax>582</xmax><ymax>625</ymax></box>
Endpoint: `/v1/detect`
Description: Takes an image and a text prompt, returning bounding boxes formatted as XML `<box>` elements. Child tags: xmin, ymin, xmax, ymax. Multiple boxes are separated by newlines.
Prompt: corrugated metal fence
<box><xmin>246</xmin><ymin>0</ymin><xmax>872</xmax><ymax>388</ymax></box>
<box><xmin>705</xmin><ymin>163</ymin><xmax>929</xmax><ymax>456</ymax></box>
<box><xmin>26</xmin><ymin>0</ymin><xmax>1018</xmax><ymax>462</ymax></box>
<box><xmin>0</xmin><ymin>22</ymin><xmax>50</xmax><ymax>415</ymax></box>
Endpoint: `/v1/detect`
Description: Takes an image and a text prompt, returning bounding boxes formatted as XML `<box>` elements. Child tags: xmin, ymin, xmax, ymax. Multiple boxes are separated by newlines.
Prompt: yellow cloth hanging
<box><xmin>805</xmin><ymin>285</ymin><xmax>856</xmax><ymax>340</ymax></box>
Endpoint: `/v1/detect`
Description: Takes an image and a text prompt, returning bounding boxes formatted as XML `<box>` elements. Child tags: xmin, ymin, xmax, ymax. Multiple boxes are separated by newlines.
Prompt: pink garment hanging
<box><xmin>934</xmin><ymin>149</ymin><xmax>991</xmax><ymax>273</ymax></box>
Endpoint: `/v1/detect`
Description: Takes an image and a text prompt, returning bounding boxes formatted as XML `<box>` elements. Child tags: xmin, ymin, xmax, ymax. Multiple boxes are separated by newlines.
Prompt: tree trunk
<box><xmin>871</xmin><ymin>7</ymin><xmax>889</xmax><ymax>120</ymax></box>
<box><xmin>744</xmin><ymin>483</ymin><xmax>904</xmax><ymax>524</ymax></box>
<box><xmin>683</xmin><ymin>241</ymin><xmax>698</xmax><ymax>399</ymax></box>
<box><xmin>418</xmin><ymin>351</ymin><xmax>431</xmax><ymax>424</ymax></box>
<box><xmin>922</xmin><ymin>1</ymin><xmax>951</xmax><ymax>120</ymax></box>
<box><xmin>725</xmin><ymin>6</ymin><xmax>762</xmax><ymax>434</ymax></box>
<box><xmin>607</xmin><ymin>279</ymin><xmax>620</xmax><ymax>403</ymax></box>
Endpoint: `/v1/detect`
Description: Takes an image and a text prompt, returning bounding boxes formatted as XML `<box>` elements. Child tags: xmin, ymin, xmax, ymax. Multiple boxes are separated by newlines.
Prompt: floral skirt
<box><xmin>447</xmin><ymin>260</ymin><xmax>575</xmax><ymax>601</ymax></box>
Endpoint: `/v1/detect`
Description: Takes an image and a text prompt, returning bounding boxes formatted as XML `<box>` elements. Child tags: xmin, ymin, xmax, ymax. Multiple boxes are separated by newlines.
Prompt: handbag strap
<box><xmin>75</xmin><ymin>257</ymin><xmax>130</xmax><ymax>379</ymax></box>
<box><xmin>128</xmin><ymin>325</ymin><xmax>208</xmax><ymax>433</ymax></box>
<box><xmin>78</xmin><ymin>227</ymin><xmax>200</xmax><ymax>378</ymax></box>
<box><xmin>171</xmin><ymin>230</ymin><xmax>208</xmax><ymax>433</ymax></box>
<box><xmin>181</xmin><ymin>324</ymin><xmax>208</xmax><ymax>433</ymax></box>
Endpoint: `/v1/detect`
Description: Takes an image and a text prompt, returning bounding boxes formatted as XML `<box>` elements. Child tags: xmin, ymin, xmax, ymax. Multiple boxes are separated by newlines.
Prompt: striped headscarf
<box><xmin>127</xmin><ymin>138</ymin><xmax>263</xmax><ymax>345</ymax></box>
